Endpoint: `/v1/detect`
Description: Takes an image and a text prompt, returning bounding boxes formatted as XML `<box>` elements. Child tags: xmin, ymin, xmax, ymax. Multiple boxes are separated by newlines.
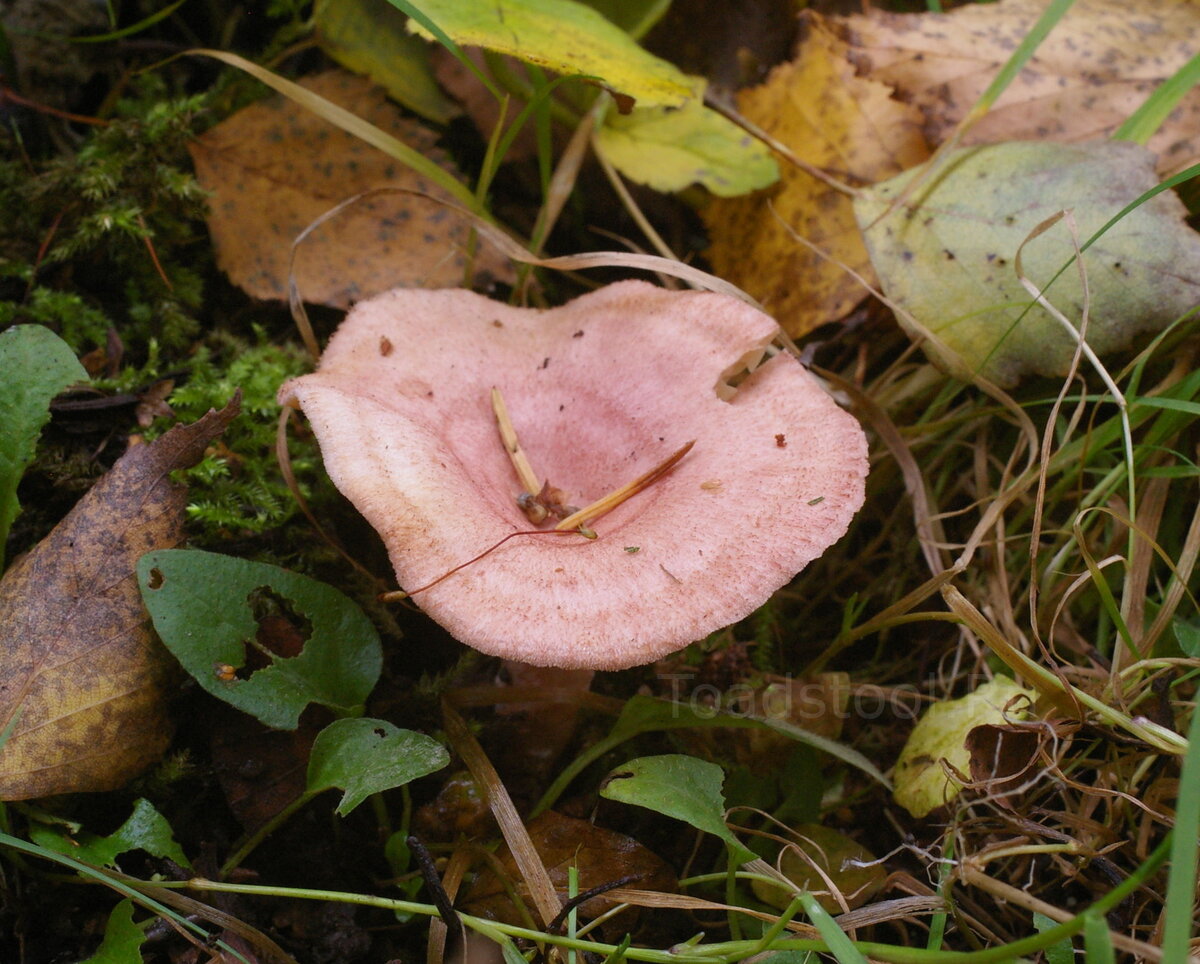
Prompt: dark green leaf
<box><xmin>137</xmin><ymin>549</ymin><xmax>382</xmax><ymax>729</ymax></box>
<box><xmin>31</xmin><ymin>798</ymin><xmax>188</xmax><ymax>869</ymax></box>
<box><xmin>79</xmin><ymin>900</ymin><xmax>145</xmax><ymax>964</ymax></box>
<box><xmin>1034</xmin><ymin>911</ymin><xmax>1075</xmax><ymax>964</ymax></box>
<box><xmin>600</xmin><ymin>754</ymin><xmax>754</xmax><ymax>864</ymax></box>
<box><xmin>1172</xmin><ymin>617</ymin><xmax>1200</xmax><ymax>658</ymax></box>
<box><xmin>0</xmin><ymin>325</ymin><xmax>87</xmax><ymax>568</ymax></box>
<box><xmin>307</xmin><ymin>717</ymin><xmax>449</xmax><ymax>815</ymax></box>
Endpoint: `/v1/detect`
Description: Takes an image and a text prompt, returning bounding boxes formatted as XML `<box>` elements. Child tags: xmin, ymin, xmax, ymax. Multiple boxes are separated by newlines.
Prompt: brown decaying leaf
<box><xmin>964</xmin><ymin>723</ymin><xmax>1042</xmax><ymax>810</ymax></box>
<box><xmin>413</xmin><ymin>770</ymin><xmax>495</xmax><ymax>840</ymax></box>
<box><xmin>462</xmin><ymin>810</ymin><xmax>677</xmax><ymax>935</ymax></box>
<box><xmin>188</xmin><ymin>69</ymin><xmax>512</xmax><ymax>308</ymax></box>
<box><xmin>0</xmin><ymin>398</ymin><xmax>240</xmax><ymax>799</ymax></box>
<box><xmin>211</xmin><ymin>710</ymin><xmax>317</xmax><ymax>832</ymax></box>
<box><xmin>834</xmin><ymin>0</ymin><xmax>1200</xmax><ymax>176</ymax></box>
<box><xmin>703</xmin><ymin>14</ymin><xmax>929</xmax><ymax>338</ymax></box>
<box><xmin>492</xmin><ymin>664</ymin><xmax>594</xmax><ymax>786</ymax></box>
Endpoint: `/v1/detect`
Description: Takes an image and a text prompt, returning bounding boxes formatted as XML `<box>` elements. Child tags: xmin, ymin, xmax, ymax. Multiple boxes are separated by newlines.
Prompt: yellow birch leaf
<box><xmin>595</xmin><ymin>98</ymin><xmax>778</xmax><ymax>197</ymax></box>
<box><xmin>894</xmin><ymin>675</ymin><xmax>1034</xmax><ymax>818</ymax></box>
<box><xmin>834</xmin><ymin>0</ymin><xmax>1200</xmax><ymax>176</ymax></box>
<box><xmin>703</xmin><ymin>14</ymin><xmax>929</xmax><ymax>338</ymax></box>
<box><xmin>188</xmin><ymin>70</ymin><xmax>512</xmax><ymax>308</ymax></box>
<box><xmin>405</xmin><ymin>0</ymin><xmax>699</xmax><ymax>109</ymax></box>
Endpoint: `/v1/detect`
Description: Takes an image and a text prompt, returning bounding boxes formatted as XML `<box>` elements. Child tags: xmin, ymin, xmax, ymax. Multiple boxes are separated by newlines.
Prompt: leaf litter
<box><xmin>835</xmin><ymin>0</ymin><xmax>1200</xmax><ymax>176</ymax></box>
<box><xmin>703</xmin><ymin>13</ymin><xmax>929</xmax><ymax>338</ymax></box>
<box><xmin>0</xmin><ymin>397</ymin><xmax>239</xmax><ymax>799</ymax></box>
<box><xmin>188</xmin><ymin>69</ymin><xmax>512</xmax><ymax>307</ymax></box>
<box><xmin>7</xmin><ymin>0</ymin><xmax>1200</xmax><ymax>960</ymax></box>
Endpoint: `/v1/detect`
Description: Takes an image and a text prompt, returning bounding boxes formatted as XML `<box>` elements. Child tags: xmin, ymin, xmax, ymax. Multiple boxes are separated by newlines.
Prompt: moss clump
<box><xmin>0</xmin><ymin>75</ymin><xmax>211</xmax><ymax>357</ymax></box>
<box><xmin>148</xmin><ymin>330</ymin><xmax>313</xmax><ymax>539</ymax></box>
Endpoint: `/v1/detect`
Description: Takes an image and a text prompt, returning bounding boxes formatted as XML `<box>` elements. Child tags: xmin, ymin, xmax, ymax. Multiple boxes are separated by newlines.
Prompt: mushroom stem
<box><xmin>491</xmin><ymin>387</ymin><xmax>542</xmax><ymax>496</ymax></box>
<box><xmin>555</xmin><ymin>440</ymin><xmax>696</xmax><ymax>532</ymax></box>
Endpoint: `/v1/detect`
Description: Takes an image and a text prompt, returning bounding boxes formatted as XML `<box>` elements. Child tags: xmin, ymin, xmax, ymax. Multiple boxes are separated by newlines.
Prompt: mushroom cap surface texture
<box><xmin>278</xmin><ymin>281</ymin><xmax>869</xmax><ymax>670</ymax></box>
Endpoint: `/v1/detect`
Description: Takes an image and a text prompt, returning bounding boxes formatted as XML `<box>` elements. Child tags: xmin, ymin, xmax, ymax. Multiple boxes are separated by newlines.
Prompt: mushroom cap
<box><xmin>279</xmin><ymin>281</ymin><xmax>868</xmax><ymax>670</ymax></box>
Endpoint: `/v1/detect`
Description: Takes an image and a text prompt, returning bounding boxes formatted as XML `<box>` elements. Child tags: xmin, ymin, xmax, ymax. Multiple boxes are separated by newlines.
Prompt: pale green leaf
<box><xmin>855</xmin><ymin>141</ymin><xmax>1200</xmax><ymax>387</ymax></box>
<box><xmin>752</xmin><ymin>823</ymin><xmax>884</xmax><ymax>914</ymax></box>
<box><xmin>595</xmin><ymin>99</ymin><xmax>778</xmax><ymax>196</ymax></box>
<box><xmin>893</xmin><ymin>676</ymin><xmax>1033</xmax><ymax>818</ymax></box>
<box><xmin>600</xmin><ymin>754</ymin><xmax>754</xmax><ymax>864</ymax></box>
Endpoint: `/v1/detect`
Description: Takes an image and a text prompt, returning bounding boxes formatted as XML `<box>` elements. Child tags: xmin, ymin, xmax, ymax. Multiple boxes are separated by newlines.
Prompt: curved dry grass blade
<box><xmin>822</xmin><ymin>370</ymin><xmax>948</xmax><ymax>578</ymax></box>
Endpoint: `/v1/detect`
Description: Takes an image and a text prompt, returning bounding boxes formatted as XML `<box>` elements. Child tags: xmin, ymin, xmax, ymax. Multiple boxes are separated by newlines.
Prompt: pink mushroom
<box><xmin>278</xmin><ymin>280</ymin><xmax>868</xmax><ymax>670</ymax></box>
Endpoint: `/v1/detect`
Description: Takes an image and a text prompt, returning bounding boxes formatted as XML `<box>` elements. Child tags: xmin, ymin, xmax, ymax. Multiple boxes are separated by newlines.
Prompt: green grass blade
<box><xmin>924</xmin><ymin>832</ymin><xmax>954</xmax><ymax>951</ymax></box>
<box><xmin>959</xmin><ymin>0</ymin><xmax>1077</xmax><ymax>128</ymax></box>
<box><xmin>1161</xmin><ymin>696</ymin><xmax>1200</xmax><ymax>958</ymax></box>
<box><xmin>1114</xmin><ymin>52</ymin><xmax>1200</xmax><ymax>145</ymax></box>
<box><xmin>798</xmin><ymin>893</ymin><xmax>868</xmax><ymax>964</ymax></box>
<box><xmin>1082</xmin><ymin>911</ymin><xmax>1116</xmax><ymax>964</ymax></box>
<box><xmin>385</xmin><ymin>0</ymin><xmax>504</xmax><ymax>101</ymax></box>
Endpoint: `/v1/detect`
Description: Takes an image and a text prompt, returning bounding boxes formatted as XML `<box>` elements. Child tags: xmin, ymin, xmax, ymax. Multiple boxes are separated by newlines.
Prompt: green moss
<box><xmin>0</xmin><ymin>74</ymin><xmax>211</xmax><ymax>357</ymax></box>
<box><xmin>146</xmin><ymin>330</ymin><xmax>313</xmax><ymax>540</ymax></box>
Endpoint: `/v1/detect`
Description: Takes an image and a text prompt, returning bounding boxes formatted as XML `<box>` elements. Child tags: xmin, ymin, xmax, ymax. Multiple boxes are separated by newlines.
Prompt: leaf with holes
<box><xmin>137</xmin><ymin>549</ymin><xmax>382</xmax><ymax>729</ymax></box>
<box><xmin>31</xmin><ymin>798</ymin><xmax>189</xmax><ymax>869</ymax></box>
<box><xmin>600</xmin><ymin>753</ymin><xmax>755</xmax><ymax>864</ymax></box>
<box><xmin>307</xmin><ymin>718</ymin><xmax>449</xmax><ymax>815</ymax></box>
